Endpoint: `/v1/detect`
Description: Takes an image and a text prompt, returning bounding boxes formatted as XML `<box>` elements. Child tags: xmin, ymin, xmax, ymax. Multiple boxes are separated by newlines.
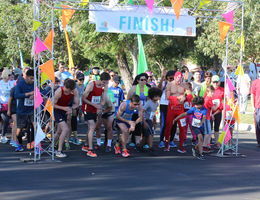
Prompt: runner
<box><xmin>54</xmin><ymin>79</ymin><xmax>79</xmax><ymax>158</ymax></box>
<box><xmin>164</xmin><ymin>71</ymin><xmax>188</xmax><ymax>153</ymax></box>
<box><xmin>14</xmin><ymin>69</ymin><xmax>34</xmax><ymax>152</ymax></box>
<box><xmin>116</xmin><ymin>95</ymin><xmax>143</xmax><ymax>157</ymax></box>
<box><xmin>81</xmin><ymin>72</ymin><xmax>110</xmax><ymax>157</ymax></box>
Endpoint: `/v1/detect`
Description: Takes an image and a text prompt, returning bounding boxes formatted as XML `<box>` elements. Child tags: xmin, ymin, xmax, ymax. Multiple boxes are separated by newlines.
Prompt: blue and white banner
<box><xmin>90</xmin><ymin>3</ymin><xmax>196</xmax><ymax>36</ymax></box>
<box><xmin>94</xmin><ymin>11</ymin><xmax>196</xmax><ymax>36</ymax></box>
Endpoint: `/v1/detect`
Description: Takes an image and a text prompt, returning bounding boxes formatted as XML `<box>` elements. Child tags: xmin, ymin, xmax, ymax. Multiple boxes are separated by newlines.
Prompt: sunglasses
<box><xmin>213</xmin><ymin>81</ymin><xmax>219</xmax><ymax>83</ymax></box>
<box><xmin>139</xmin><ymin>78</ymin><xmax>147</xmax><ymax>81</ymax></box>
<box><xmin>78</xmin><ymin>79</ymin><xmax>84</xmax><ymax>81</ymax></box>
<box><xmin>168</xmin><ymin>77</ymin><xmax>174</xmax><ymax>80</ymax></box>
<box><xmin>133</xmin><ymin>103</ymin><xmax>140</xmax><ymax>106</ymax></box>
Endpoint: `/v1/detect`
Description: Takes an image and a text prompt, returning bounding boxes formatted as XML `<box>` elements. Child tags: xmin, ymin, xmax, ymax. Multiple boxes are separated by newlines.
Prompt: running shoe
<box><xmin>73</xmin><ymin>138</ymin><xmax>82</xmax><ymax>145</ymax></box>
<box><xmin>46</xmin><ymin>133</ymin><xmax>52</xmax><ymax>139</ymax></box>
<box><xmin>0</xmin><ymin>136</ymin><xmax>8</xmax><ymax>144</ymax></box>
<box><xmin>12</xmin><ymin>142</ymin><xmax>19</xmax><ymax>148</ymax></box>
<box><xmin>169</xmin><ymin>141</ymin><xmax>177</xmax><ymax>148</ymax></box>
<box><xmin>192</xmin><ymin>140</ymin><xmax>197</xmax><ymax>146</ymax></box>
<box><xmin>105</xmin><ymin>146</ymin><xmax>112</xmax><ymax>152</ymax></box>
<box><xmin>158</xmin><ymin>141</ymin><xmax>165</xmax><ymax>148</ymax></box>
<box><xmin>129</xmin><ymin>142</ymin><xmax>135</xmax><ymax>147</ymax></box>
<box><xmin>197</xmin><ymin>154</ymin><xmax>205</xmax><ymax>160</ymax></box>
<box><xmin>56</xmin><ymin>151</ymin><xmax>67</xmax><ymax>158</ymax></box>
<box><xmin>143</xmin><ymin>144</ymin><xmax>149</xmax><ymax>149</ymax></box>
<box><xmin>27</xmin><ymin>141</ymin><xmax>35</xmax><ymax>150</ymax></box>
<box><xmin>82</xmin><ymin>145</ymin><xmax>90</xmax><ymax>152</ymax></box>
<box><xmin>177</xmin><ymin>148</ymin><xmax>187</xmax><ymax>154</ymax></box>
<box><xmin>95</xmin><ymin>145</ymin><xmax>101</xmax><ymax>150</ymax></box>
<box><xmin>10</xmin><ymin>140</ymin><xmax>14</xmax><ymax>146</ymax></box>
<box><xmin>65</xmin><ymin>142</ymin><xmax>70</xmax><ymax>150</ymax></box>
<box><xmin>164</xmin><ymin>145</ymin><xmax>170</xmax><ymax>152</ymax></box>
<box><xmin>15</xmin><ymin>145</ymin><xmax>24</xmax><ymax>152</ymax></box>
<box><xmin>69</xmin><ymin>137</ymin><xmax>75</xmax><ymax>143</ymax></box>
<box><xmin>87</xmin><ymin>150</ymin><xmax>97</xmax><ymax>157</ymax></box>
<box><xmin>122</xmin><ymin>149</ymin><xmax>130</xmax><ymax>157</ymax></box>
<box><xmin>114</xmin><ymin>146</ymin><xmax>121</xmax><ymax>154</ymax></box>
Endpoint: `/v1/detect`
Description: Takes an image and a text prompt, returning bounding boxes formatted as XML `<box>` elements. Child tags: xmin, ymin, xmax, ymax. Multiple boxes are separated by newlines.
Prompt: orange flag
<box><xmin>233</xmin><ymin>103</ymin><xmax>240</xmax><ymax>124</ymax></box>
<box><xmin>39</xmin><ymin>59</ymin><xmax>55</xmax><ymax>84</ymax></box>
<box><xmin>44</xmin><ymin>98</ymin><xmax>53</xmax><ymax>118</ymax></box>
<box><xmin>219</xmin><ymin>21</ymin><xmax>232</xmax><ymax>44</ymax></box>
<box><xmin>44</xmin><ymin>29</ymin><xmax>55</xmax><ymax>52</ymax></box>
<box><xmin>62</xmin><ymin>5</ymin><xmax>75</xmax><ymax>29</ymax></box>
<box><xmin>170</xmin><ymin>0</ymin><xmax>184</xmax><ymax>20</ymax></box>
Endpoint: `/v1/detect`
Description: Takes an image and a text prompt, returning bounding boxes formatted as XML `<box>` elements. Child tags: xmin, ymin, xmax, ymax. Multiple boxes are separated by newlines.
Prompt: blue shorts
<box><xmin>192</xmin><ymin>126</ymin><xmax>204</xmax><ymax>135</ymax></box>
<box><xmin>204</xmin><ymin>119</ymin><xmax>212</xmax><ymax>134</ymax></box>
<box><xmin>54</xmin><ymin>109</ymin><xmax>67</xmax><ymax>123</ymax></box>
<box><xmin>143</xmin><ymin>119</ymin><xmax>154</xmax><ymax>137</ymax></box>
<box><xmin>115</xmin><ymin>119</ymin><xmax>130</xmax><ymax>128</ymax></box>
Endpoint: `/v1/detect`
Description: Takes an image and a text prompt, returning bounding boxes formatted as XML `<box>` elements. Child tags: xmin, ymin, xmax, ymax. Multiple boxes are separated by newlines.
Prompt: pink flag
<box><xmin>35</xmin><ymin>37</ymin><xmax>48</xmax><ymax>56</ymax></box>
<box><xmin>34</xmin><ymin>86</ymin><xmax>43</xmax><ymax>109</ymax></box>
<box><xmin>222</xmin><ymin>10</ymin><xmax>234</xmax><ymax>31</ymax></box>
<box><xmin>224</xmin><ymin>124</ymin><xmax>231</xmax><ymax>144</ymax></box>
<box><xmin>226</xmin><ymin>78</ymin><xmax>236</xmax><ymax>91</ymax></box>
<box><xmin>145</xmin><ymin>0</ymin><xmax>154</xmax><ymax>15</ymax></box>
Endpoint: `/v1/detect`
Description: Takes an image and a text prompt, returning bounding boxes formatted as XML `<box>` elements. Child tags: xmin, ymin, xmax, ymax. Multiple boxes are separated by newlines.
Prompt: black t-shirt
<box><xmin>10</xmin><ymin>87</ymin><xmax>17</xmax><ymax>114</ymax></box>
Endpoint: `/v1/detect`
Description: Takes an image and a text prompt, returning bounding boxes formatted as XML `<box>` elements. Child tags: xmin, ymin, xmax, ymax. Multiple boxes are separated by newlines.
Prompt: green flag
<box><xmin>137</xmin><ymin>34</ymin><xmax>148</xmax><ymax>75</ymax></box>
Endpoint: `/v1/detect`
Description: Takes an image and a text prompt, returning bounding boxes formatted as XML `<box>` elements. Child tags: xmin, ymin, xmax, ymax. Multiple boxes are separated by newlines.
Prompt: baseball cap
<box><xmin>212</xmin><ymin>75</ymin><xmax>220</xmax><ymax>82</ymax></box>
<box><xmin>76</xmin><ymin>72</ymin><xmax>84</xmax><ymax>80</ymax></box>
<box><xmin>14</xmin><ymin>68</ymin><xmax>22</xmax><ymax>75</ymax></box>
<box><xmin>174</xmin><ymin>71</ymin><xmax>183</xmax><ymax>79</ymax></box>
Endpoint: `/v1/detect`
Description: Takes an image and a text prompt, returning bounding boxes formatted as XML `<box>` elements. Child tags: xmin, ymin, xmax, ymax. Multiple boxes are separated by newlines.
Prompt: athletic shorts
<box><xmin>192</xmin><ymin>126</ymin><xmax>204</xmax><ymax>135</ymax></box>
<box><xmin>143</xmin><ymin>119</ymin><xmax>154</xmax><ymax>137</ymax></box>
<box><xmin>115</xmin><ymin>119</ymin><xmax>130</xmax><ymax>129</ymax></box>
<box><xmin>16</xmin><ymin>113</ymin><xmax>34</xmax><ymax>129</ymax></box>
<box><xmin>102</xmin><ymin>112</ymin><xmax>115</xmax><ymax>119</ymax></box>
<box><xmin>204</xmin><ymin>119</ymin><xmax>212</xmax><ymax>134</ymax></box>
<box><xmin>54</xmin><ymin>109</ymin><xmax>68</xmax><ymax>123</ymax></box>
<box><xmin>84</xmin><ymin>112</ymin><xmax>97</xmax><ymax>122</ymax></box>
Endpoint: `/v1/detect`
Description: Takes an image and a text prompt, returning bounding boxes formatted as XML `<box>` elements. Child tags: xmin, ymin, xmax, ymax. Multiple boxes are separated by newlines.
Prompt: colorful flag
<box><xmin>39</xmin><ymin>59</ymin><xmax>55</xmax><ymax>83</ymax></box>
<box><xmin>35</xmin><ymin>123</ymin><xmax>46</xmax><ymax>147</ymax></box>
<box><xmin>35</xmin><ymin>37</ymin><xmax>48</xmax><ymax>56</ymax></box>
<box><xmin>64</xmin><ymin>30</ymin><xmax>75</xmax><ymax>71</ymax></box>
<box><xmin>109</xmin><ymin>0</ymin><xmax>119</xmax><ymax>7</ymax></box>
<box><xmin>62</xmin><ymin>5</ymin><xmax>76</xmax><ymax>30</ymax></box>
<box><xmin>34</xmin><ymin>86</ymin><xmax>43</xmax><ymax>109</ymax></box>
<box><xmin>145</xmin><ymin>0</ymin><xmax>154</xmax><ymax>15</ymax></box>
<box><xmin>233</xmin><ymin>103</ymin><xmax>240</xmax><ymax>124</ymax></box>
<box><xmin>170</xmin><ymin>0</ymin><xmax>184</xmax><ymax>20</ymax></box>
<box><xmin>219</xmin><ymin>21</ymin><xmax>232</xmax><ymax>44</ymax></box>
<box><xmin>198</xmin><ymin>0</ymin><xmax>211</xmax><ymax>9</ymax></box>
<box><xmin>222</xmin><ymin>10</ymin><xmax>234</xmax><ymax>31</ymax></box>
<box><xmin>137</xmin><ymin>34</ymin><xmax>148</xmax><ymax>75</ymax></box>
<box><xmin>33</xmin><ymin>20</ymin><xmax>42</xmax><ymax>31</ymax></box>
<box><xmin>224</xmin><ymin>124</ymin><xmax>232</xmax><ymax>144</ymax></box>
<box><xmin>81</xmin><ymin>0</ymin><xmax>89</xmax><ymax>6</ymax></box>
<box><xmin>237</xmin><ymin>33</ymin><xmax>245</xmax><ymax>51</ymax></box>
<box><xmin>44</xmin><ymin>98</ymin><xmax>53</xmax><ymax>117</ymax></box>
<box><xmin>41</xmin><ymin>71</ymin><xmax>49</xmax><ymax>88</ymax></box>
<box><xmin>226</xmin><ymin>78</ymin><xmax>236</xmax><ymax>91</ymax></box>
<box><xmin>43</xmin><ymin>29</ymin><xmax>55</xmax><ymax>52</ymax></box>
<box><xmin>234</xmin><ymin>64</ymin><xmax>244</xmax><ymax>76</ymax></box>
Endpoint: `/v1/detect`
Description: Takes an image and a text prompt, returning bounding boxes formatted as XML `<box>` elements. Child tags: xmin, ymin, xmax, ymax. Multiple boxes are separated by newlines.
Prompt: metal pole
<box><xmin>51</xmin><ymin>7</ymin><xmax>55</xmax><ymax>161</ymax></box>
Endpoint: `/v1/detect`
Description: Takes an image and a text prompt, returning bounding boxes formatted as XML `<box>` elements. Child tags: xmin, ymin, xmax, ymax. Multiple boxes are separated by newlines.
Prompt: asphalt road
<box><xmin>0</xmin><ymin>124</ymin><xmax>260</xmax><ymax>200</ymax></box>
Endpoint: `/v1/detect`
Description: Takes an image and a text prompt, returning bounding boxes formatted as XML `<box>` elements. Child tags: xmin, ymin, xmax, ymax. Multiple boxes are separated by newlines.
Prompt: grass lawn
<box><xmin>240</xmin><ymin>97</ymin><xmax>254</xmax><ymax>125</ymax></box>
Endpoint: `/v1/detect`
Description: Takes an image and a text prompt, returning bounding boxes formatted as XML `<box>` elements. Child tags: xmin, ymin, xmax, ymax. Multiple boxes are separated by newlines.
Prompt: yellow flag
<box><xmin>237</xmin><ymin>33</ymin><xmax>245</xmax><ymax>51</ymax></box>
<box><xmin>41</xmin><ymin>71</ymin><xmax>49</xmax><ymax>87</ymax></box>
<box><xmin>218</xmin><ymin>131</ymin><xmax>226</xmax><ymax>144</ymax></box>
<box><xmin>33</xmin><ymin>20</ymin><xmax>42</xmax><ymax>31</ymax></box>
<box><xmin>64</xmin><ymin>30</ymin><xmax>75</xmax><ymax>71</ymax></box>
<box><xmin>234</xmin><ymin>64</ymin><xmax>244</xmax><ymax>76</ymax></box>
<box><xmin>81</xmin><ymin>0</ymin><xmax>89</xmax><ymax>6</ymax></box>
<box><xmin>198</xmin><ymin>0</ymin><xmax>212</xmax><ymax>9</ymax></box>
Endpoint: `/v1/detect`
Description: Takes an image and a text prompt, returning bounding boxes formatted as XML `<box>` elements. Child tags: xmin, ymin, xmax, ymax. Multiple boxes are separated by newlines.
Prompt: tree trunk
<box><xmin>116</xmin><ymin>51</ymin><xmax>133</xmax><ymax>92</ymax></box>
<box><xmin>132</xmin><ymin>40</ymin><xmax>138</xmax><ymax>78</ymax></box>
<box><xmin>213</xmin><ymin>55</ymin><xmax>220</xmax><ymax>69</ymax></box>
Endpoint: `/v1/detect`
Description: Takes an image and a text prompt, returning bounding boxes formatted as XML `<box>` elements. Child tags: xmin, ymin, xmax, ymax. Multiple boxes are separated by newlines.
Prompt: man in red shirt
<box><xmin>251</xmin><ymin>74</ymin><xmax>260</xmax><ymax>147</ymax></box>
<box><xmin>81</xmin><ymin>72</ymin><xmax>110</xmax><ymax>157</ymax></box>
<box><xmin>211</xmin><ymin>75</ymin><xmax>224</xmax><ymax>147</ymax></box>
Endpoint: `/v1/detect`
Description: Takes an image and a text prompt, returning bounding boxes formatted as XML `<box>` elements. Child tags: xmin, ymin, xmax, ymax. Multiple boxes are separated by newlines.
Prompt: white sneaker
<box><xmin>0</xmin><ymin>136</ymin><xmax>8</xmax><ymax>144</ymax></box>
<box><xmin>55</xmin><ymin>151</ymin><xmax>67</xmax><ymax>158</ymax></box>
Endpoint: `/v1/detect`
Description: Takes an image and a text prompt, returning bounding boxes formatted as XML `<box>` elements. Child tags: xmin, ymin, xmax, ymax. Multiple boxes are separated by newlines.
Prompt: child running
<box><xmin>173</xmin><ymin>96</ymin><xmax>207</xmax><ymax>160</ymax></box>
<box><xmin>139</xmin><ymin>87</ymin><xmax>162</xmax><ymax>152</ymax></box>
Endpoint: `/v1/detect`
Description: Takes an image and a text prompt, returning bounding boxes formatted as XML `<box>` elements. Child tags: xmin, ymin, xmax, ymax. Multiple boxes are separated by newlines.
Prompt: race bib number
<box><xmin>91</xmin><ymin>96</ymin><xmax>101</xmax><ymax>104</ymax></box>
<box><xmin>149</xmin><ymin>112</ymin><xmax>155</xmax><ymax>120</ymax></box>
<box><xmin>184</xmin><ymin>102</ymin><xmax>191</xmax><ymax>109</ymax></box>
<box><xmin>212</xmin><ymin>99</ymin><xmax>220</xmax><ymax>108</ymax></box>
<box><xmin>24</xmin><ymin>98</ymin><xmax>34</xmax><ymax>106</ymax></box>
<box><xmin>192</xmin><ymin>118</ymin><xmax>201</xmax><ymax>128</ymax></box>
<box><xmin>180</xmin><ymin>118</ymin><xmax>186</xmax><ymax>127</ymax></box>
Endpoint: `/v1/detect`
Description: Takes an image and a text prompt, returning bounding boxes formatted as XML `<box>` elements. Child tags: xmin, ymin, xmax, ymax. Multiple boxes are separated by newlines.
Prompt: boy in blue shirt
<box><xmin>174</xmin><ymin>96</ymin><xmax>207</xmax><ymax>160</ymax></box>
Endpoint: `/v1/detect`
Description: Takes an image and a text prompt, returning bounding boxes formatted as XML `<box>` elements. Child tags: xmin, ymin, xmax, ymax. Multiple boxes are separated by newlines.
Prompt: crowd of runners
<box><xmin>0</xmin><ymin>63</ymin><xmax>254</xmax><ymax>160</ymax></box>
